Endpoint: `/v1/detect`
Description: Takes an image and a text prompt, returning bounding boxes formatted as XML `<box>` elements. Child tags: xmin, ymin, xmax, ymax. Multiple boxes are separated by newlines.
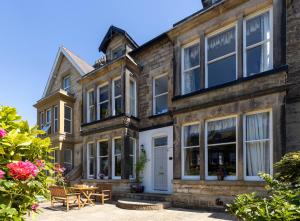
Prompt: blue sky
<box><xmin>0</xmin><ymin>0</ymin><xmax>202</xmax><ymax>126</ymax></box>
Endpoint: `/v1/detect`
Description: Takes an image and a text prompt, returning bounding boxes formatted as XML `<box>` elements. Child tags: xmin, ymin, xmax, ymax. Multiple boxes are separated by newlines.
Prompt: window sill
<box><xmin>81</xmin><ymin>114</ymin><xmax>140</xmax><ymax>127</ymax></box>
<box><xmin>148</xmin><ymin>111</ymin><xmax>171</xmax><ymax>119</ymax></box>
<box><xmin>173</xmin><ymin>65</ymin><xmax>288</xmax><ymax>101</ymax></box>
<box><xmin>173</xmin><ymin>179</ymin><xmax>265</xmax><ymax>186</ymax></box>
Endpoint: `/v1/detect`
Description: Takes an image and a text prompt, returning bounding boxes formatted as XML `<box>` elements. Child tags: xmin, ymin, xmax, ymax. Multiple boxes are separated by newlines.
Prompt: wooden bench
<box><xmin>49</xmin><ymin>186</ymin><xmax>81</xmax><ymax>211</ymax></box>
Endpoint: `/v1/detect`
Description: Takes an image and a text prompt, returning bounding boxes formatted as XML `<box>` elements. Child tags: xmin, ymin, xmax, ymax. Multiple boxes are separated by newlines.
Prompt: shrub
<box><xmin>0</xmin><ymin>106</ymin><xmax>54</xmax><ymax>220</ymax></box>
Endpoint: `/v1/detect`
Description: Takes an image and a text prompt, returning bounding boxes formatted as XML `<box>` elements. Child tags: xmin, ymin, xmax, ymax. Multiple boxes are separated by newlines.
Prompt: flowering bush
<box><xmin>0</xmin><ymin>106</ymin><xmax>54</xmax><ymax>221</ymax></box>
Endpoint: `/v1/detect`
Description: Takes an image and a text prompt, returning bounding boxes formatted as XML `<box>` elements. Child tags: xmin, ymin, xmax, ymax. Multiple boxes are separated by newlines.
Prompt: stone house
<box><xmin>34</xmin><ymin>0</ymin><xmax>300</xmax><ymax>209</ymax></box>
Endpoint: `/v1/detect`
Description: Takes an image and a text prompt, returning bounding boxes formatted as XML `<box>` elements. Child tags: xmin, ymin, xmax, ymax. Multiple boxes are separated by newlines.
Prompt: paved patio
<box><xmin>27</xmin><ymin>203</ymin><xmax>235</xmax><ymax>221</ymax></box>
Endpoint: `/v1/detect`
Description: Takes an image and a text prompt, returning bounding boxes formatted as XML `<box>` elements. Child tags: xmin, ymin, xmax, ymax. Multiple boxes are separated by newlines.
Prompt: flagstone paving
<box><xmin>27</xmin><ymin>202</ymin><xmax>235</xmax><ymax>221</ymax></box>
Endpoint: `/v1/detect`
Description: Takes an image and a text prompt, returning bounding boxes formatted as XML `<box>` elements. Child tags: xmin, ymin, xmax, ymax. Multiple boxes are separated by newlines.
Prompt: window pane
<box><xmin>64</xmin><ymin>106</ymin><xmax>71</xmax><ymax>120</ymax></box>
<box><xmin>99</xmin><ymin>85</ymin><xmax>109</xmax><ymax>102</ymax></box>
<box><xmin>207</xmin><ymin>118</ymin><xmax>236</xmax><ymax>144</ymax></box>
<box><xmin>114</xmin><ymin>97</ymin><xmax>122</xmax><ymax>115</ymax></box>
<box><xmin>46</xmin><ymin>110</ymin><xmax>51</xmax><ymax>123</ymax></box>
<box><xmin>184</xmin><ymin>147</ymin><xmax>200</xmax><ymax>176</ymax></box>
<box><xmin>246</xmin><ymin>12</ymin><xmax>270</xmax><ymax>47</ymax></box>
<box><xmin>115</xmin><ymin>155</ymin><xmax>121</xmax><ymax>177</ymax></box>
<box><xmin>114</xmin><ymin>79</ymin><xmax>121</xmax><ymax>96</ymax></box>
<box><xmin>100</xmin><ymin>102</ymin><xmax>109</xmax><ymax>119</ymax></box>
<box><xmin>246</xmin><ymin>141</ymin><xmax>270</xmax><ymax>176</ymax></box>
<box><xmin>129</xmin><ymin>138</ymin><xmax>135</xmax><ymax>155</ymax></box>
<box><xmin>64</xmin><ymin>149</ymin><xmax>72</xmax><ymax>164</ymax></box>
<box><xmin>246</xmin><ymin>44</ymin><xmax>271</xmax><ymax>76</ymax></box>
<box><xmin>89</xmin><ymin>144</ymin><xmax>95</xmax><ymax>156</ymax></box>
<box><xmin>208</xmin><ymin>27</ymin><xmax>236</xmax><ymax>61</ymax></box>
<box><xmin>246</xmin><ymin>112</ymin><xmax>270</xmax><ymax>141</ymax></box>
<box><xmin>130</xmin><ymin>81</ymin><xmax>136</xmax><ymax>116</ymax></box>
<box><xmin>155</xmin><ymin>76</ymin><xmax>168</xmax><ymax>95</ymax></box>
<box><xmin>63</xmin><ymin>76</ymin><xmax>70</xmax><ymax>91</ymax></box>
<box><xmin>184</xmin><ymin>67</ymin><xmax>200</xmax><ymax>94</ymax></box>
<box><xmin>114</xmin><ymin>139</ymin><xmax>122</xmax><ymax>155</ymax></box>
<box><xmin>100</xmin><ymin>157</ymin><xmax>109</xmax><ymax>176</ymax></box>
<box><xmin>89</xmin><ymin>159</ymin><xmax>95</xmax><ymax>175</ymax></box>
<box><xmin>208</xmin><ymin>144</ymin><xmax>236</xmax><ymax>176</ymax></box>
<box><xmin>89</xmin><ymin>91</ymin><xmax>95</xmax><ymax>104</ymax></box>
<box><xmin>99</xmin><ymin>141</ymin><xmax>108</xmax><ymax>156</ymax></box>
<box><xmin>184</xmin><ymin>125</ymin><xmax>199</xmax><ymax>147</ymax></box>
<box><xmin>207</xmin><ymin>55</ymin><xmax>236</xmax><ymax>88</ymax></box>
<box><xmin>64</xmin><ymin>120</ymin><xmax>71</xmax><ymax>133</ymax></box>
<box><xmin>183</xmin><ymin>43</ymin><xmax>200</xmax><ymax>70</ymax></box>
<box><xmin>155</xmin><ymin>94</ymin><xmax>168</xmax><ymax>115</ymax></box>
<box><xmin>89</xmin><ymin>107</ymin><xmax>95</xmax><ymax>121</ymax></box>
<box><xmin>154</xmin><ymin>137</ymin><xmax>168</xmax><ymax>147</ymax></box>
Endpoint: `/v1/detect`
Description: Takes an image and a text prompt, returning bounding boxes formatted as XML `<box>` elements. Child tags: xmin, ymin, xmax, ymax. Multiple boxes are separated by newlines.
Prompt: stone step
<box><xmin>113</xmin><ymin>192</ymin><xmax>172</xmax><ymax>202</ymax></box>
<box><xmin>116</xmin><ymin>198</ymin><xmax>171</xmax><ymax>210</ymax></box>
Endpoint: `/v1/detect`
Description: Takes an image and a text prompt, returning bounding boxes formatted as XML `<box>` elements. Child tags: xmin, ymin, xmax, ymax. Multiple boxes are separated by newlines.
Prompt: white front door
<box><xmin>153</xmin><ymin>136</ymin><xmax>168</xmax><ymax>191</ymax></box>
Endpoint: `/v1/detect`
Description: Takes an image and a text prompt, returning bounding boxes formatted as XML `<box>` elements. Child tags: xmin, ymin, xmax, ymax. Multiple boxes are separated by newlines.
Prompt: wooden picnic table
<box><xmin>70</xmin><ymin>186</ymin><xmax>98</xmax><ymax>207</ymax></box>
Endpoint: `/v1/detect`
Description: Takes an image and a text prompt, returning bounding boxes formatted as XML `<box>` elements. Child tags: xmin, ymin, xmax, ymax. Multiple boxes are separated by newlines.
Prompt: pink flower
<box><xmin>54</xmin><ymin>164</ymin><xmax>65</xmax><ymax>173</ymax></box>
<box><xmin>35</xmin><ymin>159</ymin><xmax>45</xmax><ymax>168</ymax></box>
<box><xmin>0</xmin><ymin>169</ymin><xmax>5</xmax><ymax>179</ymax></box>
<box><xmin>0</xmin><ymin>128</ymin><xmax>7</xmax><ymax>138</ymax></box>
<box><xmin>31</xmin><ymin>204</ymin><xmax>39</xmax><ymax>212</ymax></box>
<box><xmin>7</xmin><ymin>161</ymin><xmax>39</xmax><ymax>180</ymax></box>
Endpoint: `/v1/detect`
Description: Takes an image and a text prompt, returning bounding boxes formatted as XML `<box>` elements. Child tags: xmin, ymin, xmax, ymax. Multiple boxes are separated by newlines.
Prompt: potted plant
<box><xmin>131</xmin><ymin>148</ymin><xmax>148</xmax><ymax>193</ymax></box>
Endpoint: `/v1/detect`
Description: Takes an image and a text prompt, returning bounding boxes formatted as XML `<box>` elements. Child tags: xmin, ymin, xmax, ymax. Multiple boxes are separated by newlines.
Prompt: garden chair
<box><xmin>90</xmin><ymin>184</ymin><xmax>112</xmax><ymax>204</ymax></box>
<box><xmin>49</xmin><ymin>186</ymin><xmax>81</xmax><ymax>211</ymax></box>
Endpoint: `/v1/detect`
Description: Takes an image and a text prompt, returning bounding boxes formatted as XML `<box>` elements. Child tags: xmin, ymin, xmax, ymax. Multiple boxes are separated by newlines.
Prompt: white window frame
<box><xmin>243</xmin><ymin>109</ymin><xmax>273</xmax><ymax>181</ymax></box>
<box><xmin>205</xmin><ymin>115</ymin><xmax>238</xmax><ymax>181</ymax></box>
<box><xmin>205</xmin><ymin>23</ymin><xmax>238</xmax><ymax>88</ymax></box>
<box><xmin>112</xmin><ymin>77</ymin><xmax>122</xmax><ymax>116</ymax></box>
<box><xmin>181</xmin><ymin>122</ymin><xmax>200</xmax><ymax>180</ymax></box>
<box><xmin>64</xmin><ymin>105</ymin><xmax>72</xmax><ymax>134</ymax></box>
<box><xmin>54</xmin><ymin>106</ymin><xmax>58</xmax><ymax>133</ymax></box>
<box><xmin>181</xmin><ymin>40</ymin><xmax>200</xmax><ymax>95</ymax></box>
<box><xmin>129</xmin><ymin>137</ymin><xmax>136</xmax><ymax>179</ymax></box>
<box><xmin>87</xmin><ymin>89</ymin><xmax>95</xmax><ymax>123</ymax></box>
<box><xmin>112</xmin><ymin>137</ymin><xmax>122</xmax><ymax>179</ymax></box>
<box><xmin>243</xmin><ymin>7</ymin><xmax>273</xmax><ymax>77</ymax></box>
<box><xmin>97</xmin><ymin>83</ymin><xmax>109</xmax><ymax>120</ymax></box>
<box><xmin>63</xmin><ymin>75</ymin><xmax>71</xmax><ymax>92</ymax></box>
<box><xmin>129</xmin><ymin>78</ymin><xmax>137</xmax><ymax>117</ymax></box>
<box><xmin>46</xmin><ymin>108</ymin><xmax>51</xmax><ymax>125</ymax></box>
<box><xmin>153</xmin><ymin>74</ymin><xmax>168</xmax><ymax>115</ymax></box>
<box><xmin>87</xmin><ymin>142</ymin><xmax>96</xmax><ymax>179</ymax></box>
<box><xmin>97</xmin><ymin>139</ymin><xmax>109</xmax><ymax>179</ymax></box>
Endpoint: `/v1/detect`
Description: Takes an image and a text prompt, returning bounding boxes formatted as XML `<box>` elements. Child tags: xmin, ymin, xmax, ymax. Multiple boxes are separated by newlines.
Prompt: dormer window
<box><xmin>63</xmin><ymin>75</ymin><xmax>71</xmax><ymax>92</ymax></box>
<box><xmin>112</xmin><ymin>47</ymin><xmax>124</xmax><ymax>60</ymax></box>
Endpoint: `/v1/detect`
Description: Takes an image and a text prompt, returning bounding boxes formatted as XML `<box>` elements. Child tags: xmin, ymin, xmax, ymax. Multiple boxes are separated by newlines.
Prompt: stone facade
<box><xmin>34</xmin><ymin>0</ymin><xmax>300</xmax><ymax>209</ymax></box>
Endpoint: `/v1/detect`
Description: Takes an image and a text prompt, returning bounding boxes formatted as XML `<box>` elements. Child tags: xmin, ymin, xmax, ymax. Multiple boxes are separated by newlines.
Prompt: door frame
<box><xmin>152</xmin><ymin>134</ymin><xmax>169</xmax><ymax>193</ymax></box>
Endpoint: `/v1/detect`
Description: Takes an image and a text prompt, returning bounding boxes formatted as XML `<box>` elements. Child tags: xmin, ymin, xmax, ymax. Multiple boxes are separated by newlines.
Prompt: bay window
<box><xmin>153</xmin><ymin>75</ymin><xmax>168</xmax><ymax>115</ymax></box>
<box><xmin>112</xmin><ymin>78</ymin><xmax>122</xmax><ymax>116</ymax></box>
<box><xmin>54</xmin><ymin>106</ymin><xmax>58</xmax><ymax>133</ymax></box>
<box><xmin>97</xmin><ymin>84</ymin><xmax>109</xmax><ymax>120</ymax></box>
<box><xmin>87</xmin><ymin>143</ymin><xmax>96</xmax><ymax>179</ymax></box>
<box><xmin>112</xmin><ymin>138</ymin><xmax>122</xmax><ymax>179</ymax></box>
<box><xmin>181</xmin><ymin>41</ymin><xmax>200</xmax><ymax>94</ymax></box>
<box><xmin>45</xmin><ymin>109</ymin><xmax>52</xmax><ymax>134</ymax></box>
<box><xmin>87</xmin><ymin>89</ymin><xmax>95</xmax><ymax>123</ymax></box>
<box><xmin>206</xmin><ymin>117</ymin><xmax>237</xmax><ymax>180</ymax></box>
<box><xmin>206</xmin><ymin>25</ymin><xmax>237</xmax><ymax>88</ymax></box>
<box><xmin>244</xmin><ymin>9</ymin><xmax>272</xmax><ymax>76</ymax></box>
<box><xmin>39</xmin><ymin>112</ymin><xmax>44</xmax><ymax>129</ymax></box>
<box><xmin>64</xmin><ymin>105</ymin><xmax>72</xmax><ymax>134</ymax></box>
<box><xmin>129</xmin><ymin>138</ymin><xmax>136</xmax><ymax>179</ymax></box>
<box><xmin>182</xmin><ymin>124</ymin><xmax>200</xmax><ymax>179</ymax></box>
<box><xmin>244</xmin><ymin>111</ymin><xmax>272</xmax><ymax>180</ymax></box>
<box><xmin>129</xmin><ymin>79</ymin><xmax>137</xmax><ymax>117</ymax></box>
<box><xmin>97</xmin><ymin>140</ymin><xmax>109</xmax><ymax>178</ymax></box>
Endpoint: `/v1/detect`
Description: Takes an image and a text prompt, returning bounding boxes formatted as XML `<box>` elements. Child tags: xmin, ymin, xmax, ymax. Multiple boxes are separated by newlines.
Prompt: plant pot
<box><xmin>130</xmin><ymin>183</ymin><xmax>144</xmax><ymax>193</ymax></box>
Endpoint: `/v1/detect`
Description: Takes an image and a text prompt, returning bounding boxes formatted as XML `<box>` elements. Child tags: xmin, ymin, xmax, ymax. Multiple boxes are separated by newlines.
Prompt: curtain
<box><xmin>208</xmin><ymin>28</ymin><xmax>235</xmax><ymax>52</ymax></box>
<box><xmin>208</xmin><ymin>117</ymin><xmax>236</xmax><ymax>133</ymax></box>
<box><xmin>246</xmin><ymin>113</ymin><xmax>270</xmax><ymax>176</ymax></box>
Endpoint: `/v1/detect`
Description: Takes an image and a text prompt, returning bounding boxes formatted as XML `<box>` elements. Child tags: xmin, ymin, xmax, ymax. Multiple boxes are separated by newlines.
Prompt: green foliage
<box><xmin>135</xmin><ymin>149</ymin><xmax>148</xmax><ymax>184</ymax></box>
<box><xmin>274</xmin><ymin>151</ymin><xmax>300</xmax><ymax>185</ymax></box>
<box><xmin>0</xmin><ymin>106</ymin><xmax>55</xmax><ymax>220</ymax></box>
<box><xmin>227</xmin><ymin>152</ymin><xmax>300</xmax><ymax>221</ymax></box>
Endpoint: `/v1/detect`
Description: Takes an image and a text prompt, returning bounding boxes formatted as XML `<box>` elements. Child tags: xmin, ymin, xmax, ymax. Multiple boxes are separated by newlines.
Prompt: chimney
<box><xmin>202</xmin><ymin>0</ymin><xmax>218</xmax><ymax>8</ymax></box>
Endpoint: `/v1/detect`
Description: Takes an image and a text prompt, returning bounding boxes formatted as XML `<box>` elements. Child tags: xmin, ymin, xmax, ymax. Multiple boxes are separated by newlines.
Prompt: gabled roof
<box><xmin>42</xmin><ymin>46</ymin><xmax>94</xmax><ymax>97</ymax></box>
<box><xmin>98</xmin><ymin>25</ymin><xmax>139</xmax><ymax>53</ymax></box>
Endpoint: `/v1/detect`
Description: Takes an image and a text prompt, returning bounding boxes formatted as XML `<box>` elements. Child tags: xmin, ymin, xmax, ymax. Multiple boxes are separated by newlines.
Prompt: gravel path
<box><xmin>27</xmin><ymin>202</ymin><xmax>235</xmax><ymax>221</ymax></box>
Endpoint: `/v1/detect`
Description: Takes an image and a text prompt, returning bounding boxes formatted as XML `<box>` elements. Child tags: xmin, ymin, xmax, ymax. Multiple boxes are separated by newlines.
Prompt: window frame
<box><xmin>129</xmin><ymin>77</ymin><xmax>137</xmax><ymax>117</ymax></box>
<box><xmin>46</xmin><ymin>108</ymin><xmax>52</xmax><ymax>125</ymax></box>
<box><xmin>54</xmin><ymin>106</ymin><xmax>58</xmax><ymax>133</ymax></box>
<box><xmin>243</xmin><ymin>109</ymin><xmax>273</xmax><ymax>181</ymax></box>
<box><xmin>64</xmin><ymin>105</ymin><xmax>72</xmax><ymax>134</ymax></box>
<box><xmin>243</xmin><ymin>7</ymin><xmax>273</xmax><ymax>77</ymax></box>
<box><xmin>112</xmin><ymin>77</ymin><xmax>122</xmax><ymax>116</ymax></box>
<box><xmin>87</xmin><ymin>142</ymin><xmax>96</xmax><ymax>179</ymax></box>
<box><xmin>205</xmin><ymin>23</ymin><xmax>238</xmax><ymax>88</ymax></box>
<box><xmin>129</xmin><ymin>137</ymin><xmax>136</xmax><ymax>180</ymax></box>
<box><xmin>205</xmin><ymin>115</ymin><xmax>238</xmax><ymax>181</ymax></box>
<box><xmin>63</xmin><ymin>75</ymin><xmax>71</xmax><ymax>92</ymax></box>
<box><xmin>97</xmin><ymin>139</ymin><xmax>109</xmax><ymax>179</ymax></box>
<box><xmin>40</xmin><ymin>111</ymin><xmax>44</xmax><ymax>129</ymax></box>
<box><xmin>181</xmin><ymin>122</ymin><xmax>200</xmax><ymax>180</ymax></box>
<box><xmin>153</xmin><ymin>74</ymin><xmax>168</xmax><ymax>115</ymax></box>
<box><xmin>181</xmin><ymin>40</ymin><xmax>200</xmax><ymax>95</ymax></box>
<box><xmin>112</xmin><ymin>137</ymin><xmax>122</xmax><ymax>180</ymax></box>
<box><xmin>87</xmin><ymin>89</ymin><xmax>95</xmax><ymax>123</ymax></box>
<box><xmin>97</xmin><ymin>83</ymin><xmax>109</xmax><ymax>120</ymax></box>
